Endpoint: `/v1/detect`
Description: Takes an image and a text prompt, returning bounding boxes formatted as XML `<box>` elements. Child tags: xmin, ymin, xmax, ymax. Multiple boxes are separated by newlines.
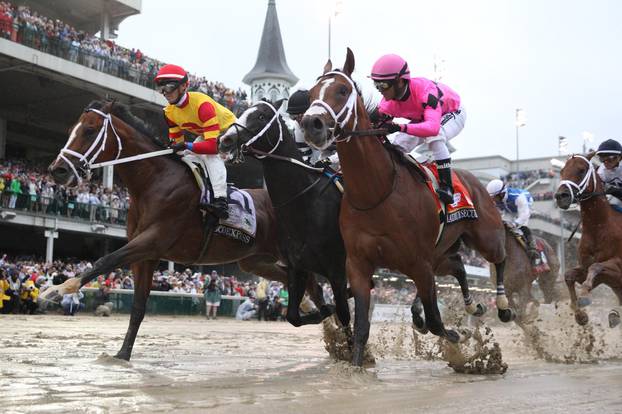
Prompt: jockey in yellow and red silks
<box><xmin>154</xmin><ymin>64</ymin><xmax>236</xmax><ymax>219</ymax></box>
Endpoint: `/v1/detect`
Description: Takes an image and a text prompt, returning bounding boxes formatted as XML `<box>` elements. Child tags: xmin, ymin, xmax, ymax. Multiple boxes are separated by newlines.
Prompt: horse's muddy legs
<box><xmin>116</xmin><ymin>260</ymin><xmax>157</xmax><ymax>361</ymax></box>
<box><xmin>347</xmin><ymin>257</ymin><xmax>373</xmax><ymax>367</ymax></box>
<box><xmin>491</xmin><ymin>260</ymin><xmax>516</xmax><ymax>322</ymax></box>
<box><xmin>565</xmin><ymin>266</ymin><xmax>589</xmax><ymax>325</ymax></box>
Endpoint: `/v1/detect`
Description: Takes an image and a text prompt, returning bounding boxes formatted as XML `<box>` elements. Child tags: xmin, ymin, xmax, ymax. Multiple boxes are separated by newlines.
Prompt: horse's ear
<box><xmin>323</xmin><ymin>59</ymin><xmax>333</xmax><ymax>74</ymax></box>
<box><xmin>586</xmin><ymin>150</ymin><xmax>596</xmax><ymax>160</ymax></box>
<box><xmin>274</xmin><ymin>99</ymin><xmax>286</xmax><ymax>111</ymax></box>
<box><xmin>343</xmin><ymin>47</ymin><xmax>355</xmax><ymax>77</ymax></box>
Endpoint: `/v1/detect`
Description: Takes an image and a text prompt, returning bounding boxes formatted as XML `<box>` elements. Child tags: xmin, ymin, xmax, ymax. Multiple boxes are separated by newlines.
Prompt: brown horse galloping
<box><xmin>501</xmin><ymin>228</ymin><xmax>560</xmax><ymax>323</ymax></box>
<box><xmin>554</xmin><ymin>153</ymin><xmax>622</xmax><ymax>327</ymax></box>
<box><xmin>43</xmin><ymin>100</ymin><xmax>326</xmax><ymax>360</ymax></box>
<box><xmin>302</xmin><ymin>49</ymin><xmax>514</xmax><ymax>366</ymax></box>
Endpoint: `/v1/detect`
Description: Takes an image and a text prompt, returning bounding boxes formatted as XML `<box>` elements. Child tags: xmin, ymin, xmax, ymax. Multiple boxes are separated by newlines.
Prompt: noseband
<box><xmin>558</xmin><ymin>155</ymin><xmax>600</xmax><ymax>203</ymax></box>
<box><xmin>308</xmin><ymin>71</ymin><xmax>359</xmax><ymax>147</ymax></box>
<box><xmin>59</xmin><ymin>108</ymin><xmax>123</xmax><ymax>182</ymax></box>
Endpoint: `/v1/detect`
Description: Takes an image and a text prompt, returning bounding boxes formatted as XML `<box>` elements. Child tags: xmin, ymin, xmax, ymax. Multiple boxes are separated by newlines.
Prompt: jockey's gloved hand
<box><xmin>169</xmin><ymin>141</ymin><xmax>188</xmax><ymax>152</ymax></box>
<box><xmin>605</xmin><ymin>184</ymin><xmax>622</xmax><ymax>199</ymax></box>
<box><xmin>386</xmin><ymin>123</ymin><xmax>403</xmax><ymax>134</ymax></box>
<box><xmin>314</xmin><ymin>158</ymin><xmax>332</xmax><ymax>169</ymax></box>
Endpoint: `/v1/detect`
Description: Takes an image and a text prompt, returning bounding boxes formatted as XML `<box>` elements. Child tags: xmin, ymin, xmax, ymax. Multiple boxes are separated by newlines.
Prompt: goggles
<box><xmin>156</xmin><ymin>81</ymin><xmax>181</xmax><ymax>94</ymax></box>
<box><xmin>373</xmin><ymin>80</ymin><xmax>394</xmax><ymax>92</ymax></box>
<box><xmin>598</xmin><ymin>154</ymin><xmax>620</xmax><ymax>163</ymax></box>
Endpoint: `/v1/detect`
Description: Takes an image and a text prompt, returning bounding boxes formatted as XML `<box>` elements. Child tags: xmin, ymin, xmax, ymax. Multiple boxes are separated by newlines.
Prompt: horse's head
<box><xmin>49</xmin><ymin>101</ymin><xmax>123</xmax><ymax>187</ymax></box>
<box><xmin>218</xmin><ymin>99</ymin><xmax>286</xmax><ymax>163</ymax></box>
<box><xmin>302</xmin><ymin>47</ymin><xmax>361</xmax><ymax>151</ymax></box>
<box><xmin>554</xmin><ymin>152</ymin><xmax>598</xmax><ymax>209</ymax></box>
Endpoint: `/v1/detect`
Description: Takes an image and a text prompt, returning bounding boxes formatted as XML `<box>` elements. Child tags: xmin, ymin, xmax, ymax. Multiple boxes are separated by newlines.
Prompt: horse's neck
<box><xmin>262</xmin><ymin>129</ymin><xmax>315</xmax><ymax>200</ymax></box>
<box><xmin>338</xmin><ymin>116</ymin><xmax>395</xmax><ymax>207</ymax></box>
<box><xmin>580</xmin><ymin>178</ymin><xmax>612</xmax><ymax>230</ymax></box>
<box><xmin>113</xmin><ymin>134</ymin><xmax>177</xmax><ymax>197</ymax></box>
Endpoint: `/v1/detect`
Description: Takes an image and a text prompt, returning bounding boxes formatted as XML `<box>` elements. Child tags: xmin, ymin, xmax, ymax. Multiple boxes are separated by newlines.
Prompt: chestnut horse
<box><xmin>43</xmin><ymin>100</ymin><xmax>327</xmax><ymax>360</ymax></box>
<box><xmin>554</xmin><ymin>153</ymin><xmax>622</xmax><ymax>327</ymax></box>
<box><xmin>302</xmin><ymin>49</ymin><xmax>513</xmax><ymax>366</ymax></box>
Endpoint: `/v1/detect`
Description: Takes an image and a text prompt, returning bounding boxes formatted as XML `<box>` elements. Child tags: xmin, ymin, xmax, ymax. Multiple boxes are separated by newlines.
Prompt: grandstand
<box><xmin>0</xmin><ymin>0</ymin><xmax>260</xmax><ymax>268</ymax></box>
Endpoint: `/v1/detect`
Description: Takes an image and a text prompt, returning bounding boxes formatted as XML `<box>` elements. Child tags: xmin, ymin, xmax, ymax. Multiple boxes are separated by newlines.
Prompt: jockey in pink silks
<box><xmin>371</xmin><ymin>53</ymin><xmax>465</xmax><ymax>204</ymax></box>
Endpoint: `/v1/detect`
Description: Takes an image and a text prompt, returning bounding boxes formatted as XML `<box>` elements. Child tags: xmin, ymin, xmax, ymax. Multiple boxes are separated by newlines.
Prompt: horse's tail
<box><xmin>537</xmin><ymin>238</ymin><xmax>561</xmax><ymax>303</ymax></box>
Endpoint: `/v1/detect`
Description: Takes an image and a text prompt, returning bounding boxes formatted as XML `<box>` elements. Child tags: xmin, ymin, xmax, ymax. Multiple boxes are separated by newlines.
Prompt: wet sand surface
<box><xmin>1</xmin><ymin>305</ymin><xmax>621</xmax><ymax>414</ymax></box>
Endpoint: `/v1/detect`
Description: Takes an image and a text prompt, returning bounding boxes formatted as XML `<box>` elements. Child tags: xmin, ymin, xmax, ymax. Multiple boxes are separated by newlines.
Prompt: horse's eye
<box><xmin>339</xmin><ymin>85</ymin><xmax>348</xmax><ymax>96</ymax></box>
<box><xmin>258</xmin><ymin>114</ymin><xmax>265</xmax><ymax>121</ymax></box>
<box><xmin>84</xmin><ymin>127</ymin><xmax>96</xmax><ymax>137</ymax></box>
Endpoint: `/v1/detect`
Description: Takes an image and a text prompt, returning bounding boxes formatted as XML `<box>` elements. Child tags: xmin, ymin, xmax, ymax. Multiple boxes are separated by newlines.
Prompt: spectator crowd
<box><xmin>0</xmin><ymin>1</ymin><xmax>249</xmax><ymax>115</ymax></box>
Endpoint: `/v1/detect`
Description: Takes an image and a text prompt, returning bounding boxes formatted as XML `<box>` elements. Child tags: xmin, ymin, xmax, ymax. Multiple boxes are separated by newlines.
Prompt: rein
<box><xmin>59</xmin><ymin>108</ymin><xmax>173</xmax><ymax>182</ymax></box>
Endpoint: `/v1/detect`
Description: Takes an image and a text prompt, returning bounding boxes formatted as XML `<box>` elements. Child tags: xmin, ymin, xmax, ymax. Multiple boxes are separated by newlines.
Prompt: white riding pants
<box><xmin>390</xmin><ymin>107</ymin><xmax>466</xmax><ymax>161</ymax></box>
<box><xmin>201</xmin><ymin>154</ymin><xmax>228</xmax><ymax>199</ymax></box>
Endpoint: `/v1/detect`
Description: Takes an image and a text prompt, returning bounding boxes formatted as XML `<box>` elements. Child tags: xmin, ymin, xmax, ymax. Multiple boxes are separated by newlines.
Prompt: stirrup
<box><xmin>436</xmin><ymin>188</ymin><xmax>454</xmax><ymax>205</ymax></box>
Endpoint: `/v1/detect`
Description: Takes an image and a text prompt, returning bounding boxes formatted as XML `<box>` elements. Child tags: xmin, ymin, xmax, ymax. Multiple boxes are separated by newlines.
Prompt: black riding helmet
<box><xmin>596</xmin><ymin>139</ymin><xmax>622</xmax><ymax>156</ymax></box>
<box><xmin>286</xmin><ymin>90</ymin><xmax>310</xmax><ymax>115</ymax></box>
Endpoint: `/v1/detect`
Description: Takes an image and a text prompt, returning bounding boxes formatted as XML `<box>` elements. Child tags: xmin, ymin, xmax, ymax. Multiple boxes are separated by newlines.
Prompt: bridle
<box><xmin>226</xmin><ymin>100</ymin><xmax>283</xmax><ymax>163</ymax></box>
<box><xmin>308</xmin><ymin>71</ymin><xmax>359</xmax><ymax>148</ymax></box>
<box><xmin>59</xmin><ymin>108</ymin><xmax>123</xmax><ymax>183</ymax></box>
<box><xmin>558</xmin><ymin>155</ymin><xmax>603</xmax><ymax>203</ymax></box>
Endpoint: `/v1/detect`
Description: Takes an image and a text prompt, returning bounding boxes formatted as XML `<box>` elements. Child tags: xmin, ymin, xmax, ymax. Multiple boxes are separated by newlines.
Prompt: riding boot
<box><xmin>520</xmin><ymin>225</ymin><xmax>540</xmax><ymax>265</ymax></box>
<box><xmin>200</xmin><ymin>197</ymin><xmax>229</xmax><ymax>220</ymax></box>
<box><xmin>435</xmin><ymin>158</ymin><xmax>454</xmax><ymax>205</ymax></box>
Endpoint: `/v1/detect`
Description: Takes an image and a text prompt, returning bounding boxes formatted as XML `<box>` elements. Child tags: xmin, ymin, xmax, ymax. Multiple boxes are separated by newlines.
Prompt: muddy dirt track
<box><xmin>1</xmin><ymin>304</ymin><xmax>621</xmax><ymax>413</ymax></box>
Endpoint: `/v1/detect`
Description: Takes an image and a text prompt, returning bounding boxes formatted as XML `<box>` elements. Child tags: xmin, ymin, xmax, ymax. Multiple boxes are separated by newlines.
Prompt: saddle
<box><xmin>179</xmin><ymin>153</ymin><xmax>257</xmax><ymax>253</ymax></box>
<box><xmin>505</xmin><ymin>223</ymin><xmax>550</xmax><ymax>273</ymax></box>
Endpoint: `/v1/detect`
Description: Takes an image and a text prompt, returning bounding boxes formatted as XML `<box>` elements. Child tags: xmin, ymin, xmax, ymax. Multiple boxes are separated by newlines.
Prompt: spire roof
<box><xmin>243</xmin><ymin>0</ymin><xmax>298</xmax><ymax>85</ymax></box>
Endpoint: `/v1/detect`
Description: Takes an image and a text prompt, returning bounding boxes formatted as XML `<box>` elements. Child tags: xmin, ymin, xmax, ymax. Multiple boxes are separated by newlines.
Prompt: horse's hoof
<box><xmin>577</xmin><ymin>296</ymin><xmax>592</xmax><ymax>308</ymax></box>
<box><xmin>575</xmin><ymin>311</ymin><xmax>589</xmax><ymax>326</ymax></box>
<box><xmin>498</xmin><ymin>308</ymin><xmax>516</xmax><ymax>323</ymax></box>
<box><xmin>412</xmin><ymin>312</ymin><xmax>428</xmax><ymax>335</ymax></box>
<box><xmin>459</xmin><ymin>328</ymin><xmax>472</xmax><ymax>342</ymax></box>
<box><xmin>114</xmin><ymin>352</ymin><xmax>131</xmax><ymax>361</ymax></box>
<box><xmin>473</xmin><ymin>303</ymin><xmax>487</xmax><ymax>317</ymax></box>
<box><xmin>444</xmin><ymin>329</ymin><xmax>461</xmax><ymax>344</ymax></box>
<box><xmin>608</xmin><ymin>310</ymin><xmax>621</xmax><ymax>328</ymax></box>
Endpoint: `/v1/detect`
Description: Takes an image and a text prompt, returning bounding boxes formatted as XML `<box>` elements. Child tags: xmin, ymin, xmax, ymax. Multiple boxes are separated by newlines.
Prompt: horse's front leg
<box><xmin>348</xmin><ymin>256</ymin><xmax>374</xmax><ymax>367</ymax></box>
<box><xmin>565</xmin><ymin>266</ymin><xmax>588</xmax><ymax>325</ymax></box>
<box><xmin>116</xmin><ymin>260</ymin><xmax>157</xmax><ymax>361</ymax></box>
<box><xmin>491</xmin><ymin>259</ymin><xmax>516</xmax><ymax>322</ymax></box>
<box><xmin>285</xmin><ymin>268</ymin><xmax>313</xmax><ymax>326</ymax></box>
<box><xmin>39</xmin><ymin>229</ymin><xmax>162</xmax><ymax>305</ymax></box>
<box><xmin>578</xmin><ymin>258</ymin><xmax>622</xmax><ymax>306</ymax></box>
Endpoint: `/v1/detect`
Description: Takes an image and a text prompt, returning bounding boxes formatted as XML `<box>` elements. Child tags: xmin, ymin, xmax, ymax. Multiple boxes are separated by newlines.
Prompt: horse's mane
<box><xmin>86</xmin><ymin>100</ymin><xmax>166</xmax><ymax>149</ymax></box>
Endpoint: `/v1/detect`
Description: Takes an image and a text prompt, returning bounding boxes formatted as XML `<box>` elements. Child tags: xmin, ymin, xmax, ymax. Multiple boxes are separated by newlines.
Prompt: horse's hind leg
<box><xmin>116</xmin><ymin>259</ymin><xmax>157</xmax><ymax>361</ymax></box>
<box><xmin>436</xmin><ymin>253</ymin><xmax>486</xmax><ymax>317</ymax></box>
<box><xmin>609</xmin><ymin>288</ymin><xmax>622</xmax><ymax>328</ymax></box>
<box><xmin>413</xmin><ymin>266</ymin><xmax>462</xmax><ymax>343</ymax></box>
<box><xmin>490</xmin><ymin>260</ymin><xmax>516</xmax><ymax>322</ymax></box>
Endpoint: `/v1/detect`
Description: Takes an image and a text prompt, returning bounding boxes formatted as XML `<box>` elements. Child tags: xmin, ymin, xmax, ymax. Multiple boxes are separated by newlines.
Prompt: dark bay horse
<box><xmin>554</xmin><ymin>153</ymin><xmax>622</xmax><ymax>327</ymax></box>
<box><xmin>218</xmin><ymin>99</ymin><xmax>350</xmax><ymax>330</ymax></box>
<box><xmin>43</xmin><ymin>100</ymin><xmax>325</xmax><ymax>360</ymax></box>
<box><xmin>302</xmin><ymin>49</ymin><xmax>513</xmax><ymax>366</ymax></box>
<box><xmin>501</xmin><ymin>229</ymin><xmax>560</xmax><ymax>323</ymax></box>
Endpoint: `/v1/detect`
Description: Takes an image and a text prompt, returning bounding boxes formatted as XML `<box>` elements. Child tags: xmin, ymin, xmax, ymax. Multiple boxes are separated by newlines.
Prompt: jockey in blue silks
<box><xmin>487</xmin><ymin>179</ymin><xmax>539</xmax><ymax>263</ymax></box>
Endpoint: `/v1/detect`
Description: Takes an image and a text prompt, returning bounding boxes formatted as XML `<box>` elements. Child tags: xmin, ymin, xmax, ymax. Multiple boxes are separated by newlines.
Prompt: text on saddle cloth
<box><xmin>420</xmin><ymin>162</ymin><xmax>478</xmax><ymax>224</ymax></box>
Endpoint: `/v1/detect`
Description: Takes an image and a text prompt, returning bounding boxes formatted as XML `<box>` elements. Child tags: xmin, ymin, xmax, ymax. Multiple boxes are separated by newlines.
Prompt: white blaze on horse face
<box><xmin>236</xmin><ymin>106</ymin><xmax>258</xmax><ymax>129</ymax></box>
<box><xmin>318</xmin><ymin>78</ymin><xmax>335</xmax><ymax>101</ymax></box>
<box><xmin>67</xmin><ymin>122</ymin><xmax>82</xmax><ymax>147</ymax></box>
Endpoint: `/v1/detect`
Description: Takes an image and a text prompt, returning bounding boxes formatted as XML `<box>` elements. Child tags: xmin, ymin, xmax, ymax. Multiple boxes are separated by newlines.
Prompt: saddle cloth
<box><xmin>420</xmin><ymin>162</ymin><xmax>478</xmax><ymax>224</ymax></box>
<box><xmin>507</xmin><ymin>224</ymin><xmax>551</xmax><ymax>273</ymax></box>
<box><xmin>181</xmin><ymin>154</ymin><xmax>257</xmax><ymax>245</ymax></box>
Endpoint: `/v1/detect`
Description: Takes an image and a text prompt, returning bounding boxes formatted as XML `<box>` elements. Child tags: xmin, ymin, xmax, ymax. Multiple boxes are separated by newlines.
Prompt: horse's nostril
<box><xmin>312</xmin><ymin>117</ymin><xmax>324</xmax><ymax>131</ymax></box>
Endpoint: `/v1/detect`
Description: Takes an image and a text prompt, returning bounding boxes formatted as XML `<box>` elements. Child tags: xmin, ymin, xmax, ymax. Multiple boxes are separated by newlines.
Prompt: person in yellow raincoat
<box><xmin>20</xmin><ymin>279</ymin><xmax>39</xmax><ymax>314</ymax></box>
<box><xmin>0</xmin><ymin>271</ymin><xmax>10</xmax><ymax>312</ymax></box>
